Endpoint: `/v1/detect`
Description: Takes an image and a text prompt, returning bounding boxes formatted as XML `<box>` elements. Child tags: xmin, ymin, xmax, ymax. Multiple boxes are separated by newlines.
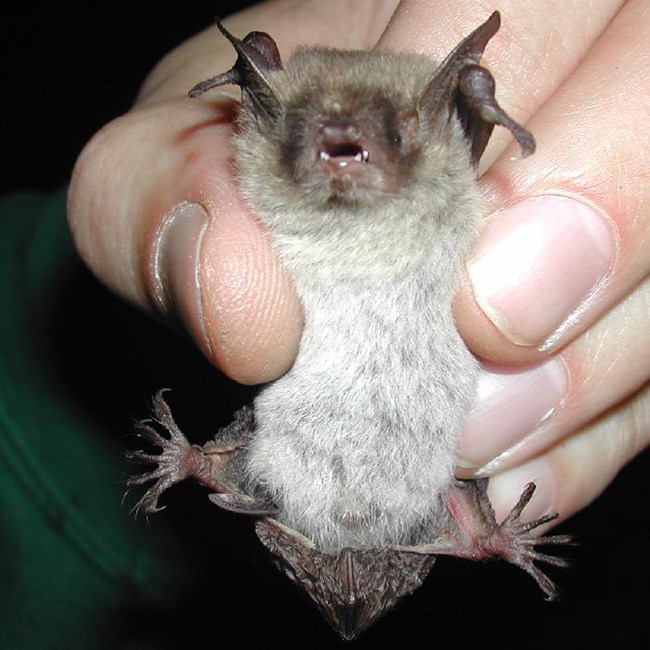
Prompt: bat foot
<box><xmin>401</xmin><ymin>480</ymin><xmax>572</xmax><ymax>600</ymax></box>
<box><xmin>126</xmin><ymin>390</ymin><xmax>234</xmax><ymax>515</ymax></box>
<box><xmin>484</xmin><ymin>482</ymin><xmax>573</xmax><ymax>600</ymax></box>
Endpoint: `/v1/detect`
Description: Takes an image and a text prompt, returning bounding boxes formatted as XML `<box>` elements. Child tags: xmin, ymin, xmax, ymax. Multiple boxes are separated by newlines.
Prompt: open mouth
<box><xmin>317</xmin><ymin>121</ymin><xmax>370</xmax><ymax>169</ymax></box>
<box><xmin>319</xmin><ymin>142</ymin><xmax>370</xmax><ymax>165</ymax></box>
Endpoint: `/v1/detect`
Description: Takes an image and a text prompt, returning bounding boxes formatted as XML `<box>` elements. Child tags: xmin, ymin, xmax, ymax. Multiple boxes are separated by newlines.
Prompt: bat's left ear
<box><xmin>418</xmin><ymin>11</ymin><xmax>535</xmax><ymax>165</ymax></box>
<box><xmin>189</xmin><ymin>19</ymin><xmax>284</xmax><ymax>125</ymax></box>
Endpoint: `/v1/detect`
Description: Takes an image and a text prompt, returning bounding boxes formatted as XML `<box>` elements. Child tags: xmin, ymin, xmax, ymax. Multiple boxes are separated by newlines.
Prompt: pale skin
<box><xmin>67</xmin><ymin>0</ymin><xmax>649</xmax><ymax>527</ymax></box>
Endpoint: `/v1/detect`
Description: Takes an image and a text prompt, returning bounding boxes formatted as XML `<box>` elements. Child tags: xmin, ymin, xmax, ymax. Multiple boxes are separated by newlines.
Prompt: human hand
<box><xmin>67</xmin><ymin>0</ymin><xmax>649</xmax><ymax>526</ymax></box>
<box><xmin>394</xmin><ymin>0</ymin><xmax>648</xmax><ymax>525</ymax></box>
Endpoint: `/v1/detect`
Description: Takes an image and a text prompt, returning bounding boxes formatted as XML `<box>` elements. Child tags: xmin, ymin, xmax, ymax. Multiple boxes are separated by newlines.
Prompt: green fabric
<box><xmin>0</xmin><ymin>192</ymin><xmax>182</xmax><ymax>649</ymax></box>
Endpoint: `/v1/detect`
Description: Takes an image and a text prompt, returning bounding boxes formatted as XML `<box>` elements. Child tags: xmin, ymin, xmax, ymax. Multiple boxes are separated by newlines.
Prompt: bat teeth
<box><xmin>317</xmin><ymin>118</ymin><xmax>370</xmax><ymax>167</ymax></box>
<box><xmin>318</xmin><ymin>145</ymin><xmax>369</xmax><ymax>164</ymax></box>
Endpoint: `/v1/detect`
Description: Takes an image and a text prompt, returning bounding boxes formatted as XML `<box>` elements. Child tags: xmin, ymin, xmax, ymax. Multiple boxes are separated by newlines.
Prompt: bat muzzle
<box><xmin>317</xmin><ymin>120</ymin><xmax>370</xmax><ymax>168</ymax></box>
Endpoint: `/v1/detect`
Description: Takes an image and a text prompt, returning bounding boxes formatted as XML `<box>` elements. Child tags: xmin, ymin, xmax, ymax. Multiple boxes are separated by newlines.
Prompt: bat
<box><xmin>128</xmin><ymin>12</ymin><xmax>570</xmax><ymax>640</ymax></box>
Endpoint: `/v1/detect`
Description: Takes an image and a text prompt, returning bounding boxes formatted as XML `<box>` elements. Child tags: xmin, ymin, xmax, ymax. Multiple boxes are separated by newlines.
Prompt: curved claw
<box><xmin>126</xmin><ymin>434</ymin><xmax>200</xmax><ymax>515</ymax></box>
<box><xmin>126</xmin><ymin>390</ymin><xmax>257</xmax><ymax>517</ymax></box>
<box><xmin>495</xmin><ymin>482</ymin><xmax>573</xmax><ymax>599</ymax></box>
<box><xmin>400</xmin><ymin>480</ymin><xmax>572</xmax><ymax>600</ymax></box>
<box><xmin>126</xmin><ymin>391</ymin><xmax>224</xmax><ymax>515</ymax></box>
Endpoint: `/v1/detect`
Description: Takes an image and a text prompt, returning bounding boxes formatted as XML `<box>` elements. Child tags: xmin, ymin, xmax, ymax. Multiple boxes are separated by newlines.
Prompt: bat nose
<box><xmin>320</xmin><ymin>120</ymin><xmax>362</xmax><ymax>143</ymax></box>
<box><xmin>318</xmin><ymin>120</ymin><xmax>369</xmax><ymax>165</ymax></box>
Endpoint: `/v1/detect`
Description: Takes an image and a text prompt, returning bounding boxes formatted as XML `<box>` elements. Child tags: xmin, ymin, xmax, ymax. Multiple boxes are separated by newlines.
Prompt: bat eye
<box><xmin>397</xmin><ymin>111</ymin><xmax>420</xmax><ymax>150</ymax></box>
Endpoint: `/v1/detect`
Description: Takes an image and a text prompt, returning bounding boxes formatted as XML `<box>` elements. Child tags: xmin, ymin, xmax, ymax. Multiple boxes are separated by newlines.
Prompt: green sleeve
<box><xmin>0</xmin><ymin>192</ymin><xmax>184</xmax><ymax>649</ymax></box>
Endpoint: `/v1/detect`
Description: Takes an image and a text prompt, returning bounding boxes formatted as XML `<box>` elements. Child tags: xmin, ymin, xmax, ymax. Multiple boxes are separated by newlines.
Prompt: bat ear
<box><xmin>418</xmin><ymin>11</ymin><xmax>535</xmax><ymax>165</ymax></box>
<box><xmin>189</xmin><ymin>19</ymin><xmax>284</xmax><ymax>125</ymax></box>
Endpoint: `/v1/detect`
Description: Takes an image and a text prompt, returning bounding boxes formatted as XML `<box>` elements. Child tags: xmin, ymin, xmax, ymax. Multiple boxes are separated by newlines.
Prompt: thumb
<box><xmin>67</xmin><ymin>94</ymin><xmax>303</xmax><ymax>385</ymax></box>
<box><xmin>66</xmin><ymin>1</ymin><xmax>399</xmax><ymax>384</ymax></box>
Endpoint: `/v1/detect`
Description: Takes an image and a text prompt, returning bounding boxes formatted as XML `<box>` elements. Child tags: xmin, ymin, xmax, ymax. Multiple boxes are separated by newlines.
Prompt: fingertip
<box><xmin>454</xmin><ymin>268</ymin><xmax>542</xmax><ymax>366</ymax></box>
<box><xmin>455</xmin><ymin>191</ymin><xmax>616</xmax><ymax>367</ymax></box>
<box><xmin>147</xmin><ymin>191</ymin><xmax>303</xmax><ymax>386</ymax></box>
<box><xmin>69</xmin><ymin>98</ymin><xmax>302</xmax><ymax>387</ymax></box>
<box><xmin>455</xmin><ymin>358</ymin><xmax>568</xmax><ymax>474</ymax></box>
<box><xmin>467</xmin><ymin>195</ymin><xmax>614</xmax><ymax>348</ymax></box>
<box><xmin>195</xmin><ymin>199</ymin><xmax>303</xmax><ymax>385</ymax></box>
<box><xmin>486</xmin><ymin>458</ymin><xmax>560</xmax><ymax>526</ymax></box>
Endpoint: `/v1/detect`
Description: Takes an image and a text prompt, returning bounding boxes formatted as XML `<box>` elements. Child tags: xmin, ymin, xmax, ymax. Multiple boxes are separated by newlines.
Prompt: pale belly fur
<box><xmin>245</xmin><ymin>266</ymin><xmax>478</xmax><ymax>551</ymax></box>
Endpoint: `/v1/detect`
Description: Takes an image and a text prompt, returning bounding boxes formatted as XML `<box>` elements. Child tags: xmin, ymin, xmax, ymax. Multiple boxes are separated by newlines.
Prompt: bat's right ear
<box><xmin>418</xmin><ymin>11</ymin><xmax>535</xmax><ymax>165</ymax></box>
<box><xmin>189</xmin><ymin>19</ymin><xmax>284</xmax><ymax>125</ymax></box>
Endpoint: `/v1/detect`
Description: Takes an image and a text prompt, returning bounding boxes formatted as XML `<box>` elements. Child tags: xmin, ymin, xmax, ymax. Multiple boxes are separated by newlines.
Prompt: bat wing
<box><xmin>255</xmin><ymin>518</ymin><xmax>436</xmax><ymax>641</ymax></box>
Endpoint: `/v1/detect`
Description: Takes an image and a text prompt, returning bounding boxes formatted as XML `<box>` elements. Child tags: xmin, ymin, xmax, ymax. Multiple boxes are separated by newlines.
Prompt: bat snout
<box><xmin>317</xmin><ymin>120</ymin><xmax>369</xmax><ymax>167</ymax></box>
<box><xmin>319</xmin><ymin>120</ymin><xmax>362</xmax><ymax>143</ymax></box>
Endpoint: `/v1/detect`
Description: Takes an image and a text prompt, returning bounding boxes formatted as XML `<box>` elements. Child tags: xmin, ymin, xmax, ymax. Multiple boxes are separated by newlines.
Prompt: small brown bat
<box><xmin>128</xmin><ymin>12</ymin><xmax>570</xmax><ymax>640</ymax></box>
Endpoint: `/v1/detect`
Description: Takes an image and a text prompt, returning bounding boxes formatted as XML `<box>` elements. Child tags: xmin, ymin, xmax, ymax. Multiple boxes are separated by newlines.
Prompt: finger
<box><xmin>485</xmin><ymin>380</ymin><xmax>649</xmax><ymax>526</ymax></box>
<box><xmin>379</xmin><ymin>0</ymin><xmax>624</xmax><ymax>168</ymax></box>
<box><xmin>67</xmin><ymin>0</ymin><xmax>398</xmax><ymax>385</ymax></box>
<box><xmin>455</xmin><ymin>0</ymin><xmax>650</xmax><ymax>364</ymax></box>
<box><xmin>456</xmin><ymin>273</ymin><xmax>650</xmax><ymax>474</ymax></box>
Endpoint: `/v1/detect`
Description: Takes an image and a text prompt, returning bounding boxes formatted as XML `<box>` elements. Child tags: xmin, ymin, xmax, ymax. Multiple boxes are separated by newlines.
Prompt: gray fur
<box><xmin>232</xmin><ymin>47</ymin><xmax>483</xmax><ymax>551</ymax></box>
<box><xmin>128</xmin><ymin>20</ymin><xmax>556</xmax><ymax>638</ymax></box>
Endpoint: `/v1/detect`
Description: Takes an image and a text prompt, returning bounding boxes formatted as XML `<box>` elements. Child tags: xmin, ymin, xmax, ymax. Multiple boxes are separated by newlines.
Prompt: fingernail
<box><xmin>150</xmin><ymin>201</ymin><xmax>210</xmax><ymax>350</ymax></box>
<box><xmin>456</xmin><ymin>359</ymin><xmax>567</xmax><ymax>472</ymax></box>
<box><xmin>467</xmin><ymin>195</ymin><xmax>614</xmax><ymax>348</ymax></box>
<box><xmin>487</xmin><ymin>458</ymin><xmax>558</xmax><ymax>524</ymax></box>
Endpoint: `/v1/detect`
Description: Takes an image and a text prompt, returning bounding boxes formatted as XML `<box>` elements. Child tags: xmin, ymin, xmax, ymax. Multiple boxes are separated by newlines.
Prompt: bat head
<box><xmin>256</xmin><ymin>519</ymin><xmax>435</xmax><ymax>640</ymax></box>
<box><xmin>189</xmin><ymin>12</ymin><xmax>533</xmax><ymax>217</ymax></box>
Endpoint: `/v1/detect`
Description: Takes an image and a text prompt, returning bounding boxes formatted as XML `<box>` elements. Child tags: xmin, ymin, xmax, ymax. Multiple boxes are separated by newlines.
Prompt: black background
<box><xmin>3</xmin><ymin>3</ymin><xmax>649</xmax><ymax>648</ymax></box>
<box><xmin>1</xmin><ymin>2</ymin><xmax>257</xmax><ymax>194</ymax></box>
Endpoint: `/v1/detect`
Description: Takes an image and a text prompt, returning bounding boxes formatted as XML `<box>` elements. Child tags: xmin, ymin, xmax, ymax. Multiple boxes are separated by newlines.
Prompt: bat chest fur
<box><xmin>245</xmin><ymin>262</ymin><xmax>479</xmax><ymax>551</ymax></box>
